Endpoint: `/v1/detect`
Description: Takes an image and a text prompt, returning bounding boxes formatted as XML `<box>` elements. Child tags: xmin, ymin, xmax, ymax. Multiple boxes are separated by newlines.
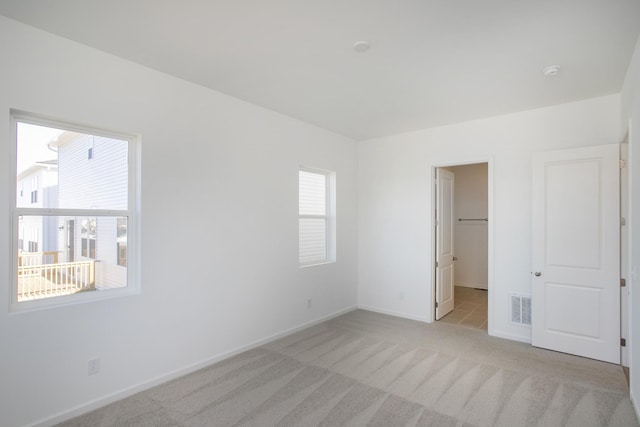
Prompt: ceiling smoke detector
<box><xmin>353</xmin><ymin>41</ymin><xmax>371</xmax><ymax>53</ymax></box>
<box><xmin>542</xmin><ymin>65</ymin><xmax>561</xmax><ymax>76</ymax></box>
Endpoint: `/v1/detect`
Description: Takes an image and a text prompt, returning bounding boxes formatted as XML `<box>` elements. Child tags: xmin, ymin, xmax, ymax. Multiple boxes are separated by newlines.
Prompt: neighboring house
<box><xmin>54</xmin><ymin>131</ymin><xmax>129</xmax><ymax>290</ymax></box>
<box><xmin>18</xmin><ymin>130</ymin><xmax>128</xmax><ymax>293</ymax></box>
<box><xmin>16</xmin><ymin>161</ymin><xmax>58</xmax><ymax>255</ymax></box>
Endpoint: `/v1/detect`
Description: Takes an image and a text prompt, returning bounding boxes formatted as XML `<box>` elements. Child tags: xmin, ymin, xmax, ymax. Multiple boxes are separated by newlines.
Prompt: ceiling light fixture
<box><xmin>542</xmin><ymin>65</ymin><xmax>561</xmax><ymax>76</ymax></box>
<box><xmin>353</xmin><ymin>41</ymin><xmax>371</xmax><ymax>53</ymax></box>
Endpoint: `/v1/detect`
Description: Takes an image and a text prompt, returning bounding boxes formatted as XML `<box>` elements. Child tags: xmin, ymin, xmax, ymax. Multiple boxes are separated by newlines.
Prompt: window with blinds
<box><xmin>299</xmin><ymin>168</ymin><xmax>331</xmax><ymax>266</ymax></box>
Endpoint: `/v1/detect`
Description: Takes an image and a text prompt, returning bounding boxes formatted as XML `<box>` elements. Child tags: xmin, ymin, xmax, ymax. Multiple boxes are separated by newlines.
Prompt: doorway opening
<box><xmin>433</xmin><ymin>161</ymin><xmax>492</xmax><ymax>332</ymax></box>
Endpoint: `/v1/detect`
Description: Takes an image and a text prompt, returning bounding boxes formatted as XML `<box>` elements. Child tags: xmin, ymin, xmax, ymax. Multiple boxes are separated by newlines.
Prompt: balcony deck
<box><xmin>17</xmin><ymin>252</ymin><xmax>95</xmax><ymax>302</ymax></box>
<box><xmin>18</xmin><ymin>276</ymin><xmax>94</xmax><ymax>301</ymax></box>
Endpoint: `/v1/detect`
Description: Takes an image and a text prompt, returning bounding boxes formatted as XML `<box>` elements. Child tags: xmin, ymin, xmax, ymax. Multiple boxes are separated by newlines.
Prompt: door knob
<box><xmin>453</xmin><ymin>256</ymin><xmax>458</xmax><ymax>261</ymax></box>
<box><xmin>534</xmin><ymin>272</ymin><xmax>541</xmax><ymax>277</ymax></box>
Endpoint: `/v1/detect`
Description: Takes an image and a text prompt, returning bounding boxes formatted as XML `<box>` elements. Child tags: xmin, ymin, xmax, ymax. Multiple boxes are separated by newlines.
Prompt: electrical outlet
<box><xmin>88</xmin><ymin>358</ymin><xmax>100</xmax><ymax>376</ymax></box>
<box><xmin>307</xmin><ymin>299</ymin><xmax>312</xmax><ymax>309</ymax></box>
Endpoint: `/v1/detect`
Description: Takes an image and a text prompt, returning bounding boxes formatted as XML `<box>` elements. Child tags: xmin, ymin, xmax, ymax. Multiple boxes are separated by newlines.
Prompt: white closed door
<box><xmin>532</xmin><ymin>144</ymin><xmax>620</xmax><ymax>363</ymax></box>
<box><xmin>436</xmin><ymin>169</ymin><xmax>455</xmax><ymax>320</ymax></box>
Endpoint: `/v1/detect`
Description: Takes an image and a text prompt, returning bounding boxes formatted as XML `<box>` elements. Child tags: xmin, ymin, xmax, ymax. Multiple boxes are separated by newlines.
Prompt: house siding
<box><xmin>57</xmin><ymin>134</ymin><xmax>127</xmax><ymax>210</ymax></box>
<box><xmin>57</xmin><ymin>133</ymin><xmax>129</xmax><ymax>289</ymax></box>
<box><xmin>16</xmin><ymin>167</ymin><xmax>58</xmax><ymax>253</ymax></box>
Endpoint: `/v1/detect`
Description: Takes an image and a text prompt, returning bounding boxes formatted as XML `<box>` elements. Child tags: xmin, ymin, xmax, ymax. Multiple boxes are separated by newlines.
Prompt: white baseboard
<box><xmin>30</xmin><ymin>305</ymin><xmax>357</xmax><ymax>427</ymax></box>
<box><xmin>356</xmin><ymin>307</ymin><xmax>532</xmax><ymax>346</ymax></box>
<box><xmin>455</xmin><ymin>282</ymin><xmax>488</xmax><ymax>289</ymax></box>
<box><xmin>490</xmin><ymin>329</ymin><xmax>531</xmax><ymax>344</ymax></box>
<box><xmin>632</xmin><ymin>389</ymin><xmax>639</xmax><ymax>425</ymax></box>
<box><xmin>357</xmin><ymin>304</ymin><xmax>430</xmax><ymax>323</ymax></box>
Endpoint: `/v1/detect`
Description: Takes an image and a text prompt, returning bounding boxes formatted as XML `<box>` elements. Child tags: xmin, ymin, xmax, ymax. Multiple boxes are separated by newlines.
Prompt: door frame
<box><xmin>430</xmin><ymin>158</ymin><xmax>494</xmax><ymax>336</ymax></box>
<box><xmin>65</xmin><ymin>219</ymin><xmax>75</xmax><ymax>262</ymax></box>
<box><xmin>620</xmin><ymin>133</ymin><xmax>629</xmax><ymax>367</ymax></box>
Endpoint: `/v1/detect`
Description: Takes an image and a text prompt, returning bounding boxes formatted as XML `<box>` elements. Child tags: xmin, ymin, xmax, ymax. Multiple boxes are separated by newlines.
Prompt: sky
<box><xmin>16</xmin><ymin>122</ymin><xmax>63</xmax><ymax>175</ymax></box>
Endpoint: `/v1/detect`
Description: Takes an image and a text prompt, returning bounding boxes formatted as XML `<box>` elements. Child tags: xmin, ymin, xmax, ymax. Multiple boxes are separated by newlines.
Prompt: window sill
<box><xmin>299</xmin><ymin>260</ymin><xmax>336</xmax><ymax>269</ymax></box>
<box><xmin>10</xmin><ymin>286</ymin><xmax>140</xmax><ymax>314</ymax></box>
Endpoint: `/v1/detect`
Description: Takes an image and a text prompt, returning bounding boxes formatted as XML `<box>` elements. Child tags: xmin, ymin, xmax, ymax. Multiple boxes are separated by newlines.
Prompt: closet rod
<box><xmin>458</xmin><ymin>218</ymin><xmax>488</xmax><ymax>222</ymax></box>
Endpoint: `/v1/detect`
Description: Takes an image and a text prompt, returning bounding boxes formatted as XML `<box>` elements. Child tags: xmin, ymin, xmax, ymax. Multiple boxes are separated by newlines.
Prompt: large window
<box><xmin>11</xmin><ymin>110</ymin><xmax>139</xmax><ymax>310</ymax></box>
<box><xmin>299</xmin><ymin>167</ymin><xmax>335</xmax><ymax>266</ymax></box>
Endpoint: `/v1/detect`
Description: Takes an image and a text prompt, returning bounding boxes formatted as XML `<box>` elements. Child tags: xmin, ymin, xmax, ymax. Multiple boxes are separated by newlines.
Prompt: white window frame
<box><xmin>9</xmin><ymin>110</ymin><xmax>141</xmax><ymax>313</ymax></box>
<box><xmin>299</xmin><ymin>166</ymin><xmax>336</xmax><ymax>267</ymax></box>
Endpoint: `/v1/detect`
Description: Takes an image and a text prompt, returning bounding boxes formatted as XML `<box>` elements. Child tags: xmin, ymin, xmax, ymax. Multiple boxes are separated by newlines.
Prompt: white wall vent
<box><xmin>510</xmin><ymin>294</ymin><xmax>531</xmax><ymax>326</ymax></box>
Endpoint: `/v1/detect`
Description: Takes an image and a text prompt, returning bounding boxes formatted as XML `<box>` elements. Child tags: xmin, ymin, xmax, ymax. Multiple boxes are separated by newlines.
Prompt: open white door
<box><xmin>532</xmin><ymin>144</ymin><xmax>620</xmax><ymax>363</ymax></box>
<box><xmin>436</xmin><ymin>169</ymin><xmax>455</xmax><ymax>320</ymax></box>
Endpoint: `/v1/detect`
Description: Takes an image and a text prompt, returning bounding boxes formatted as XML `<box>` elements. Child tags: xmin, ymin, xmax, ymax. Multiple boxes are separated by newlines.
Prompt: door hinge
<box><xmin>435</xmin><ymin>261</ymin><xmax>439</xmax><ymax>267</ymax></box>
<box><xmin>621</xmin><ymin>278</ymin><xmax>626</xmax><ymax>287</ymax></box>
<box><xmin>621</xmin><ymin>338</ymin><xmax>627</xmax><ymax>347</ymax></box>
<box><xmin>435</xmin><ymin>302</ymin><xmax>439</xmax><ymax>308</ymax></box>
<box><xmin>621</xmin><ymin>217</ymin><xmax>626</xmax><ymax>226</ymax></box>
<box><xmin>620</xmin><ymin>159</ymin><xmax>626</xmax><ymax>169</ymax></box>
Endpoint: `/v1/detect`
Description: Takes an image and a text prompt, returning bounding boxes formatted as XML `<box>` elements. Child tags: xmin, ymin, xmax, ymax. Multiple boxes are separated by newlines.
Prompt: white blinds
<box><xmin>299</xmin><ymin>218</ymin><xmax>327</xmax><ymax>264</ymax></box>
<box><xmin>299</xmin><ymin>170</ymin><xmax>327</xmax><ymax>264</ymax></box>
<box><xmin>299</xmin><ymin>171</ymin><xmax>326</xmax><ymax>215</ymax></box>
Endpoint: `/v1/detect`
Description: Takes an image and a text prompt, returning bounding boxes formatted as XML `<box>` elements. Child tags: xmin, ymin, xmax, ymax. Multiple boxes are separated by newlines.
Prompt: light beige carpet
<box><xmin>57</xmin><ymin>310</ymin><xmax>638</xmax><ymax>427</ymax></box>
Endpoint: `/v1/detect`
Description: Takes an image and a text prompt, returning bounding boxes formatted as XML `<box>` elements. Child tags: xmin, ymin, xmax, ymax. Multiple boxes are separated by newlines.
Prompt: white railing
<box><xmin>17</xmin><ymin>255</ymin><xmax>95</xmax><ymax>301</ymax></box>
<box><xmin>18</xmin><ymin>251</ymin><xmax>59</xmax><ymax>266</ymax></box>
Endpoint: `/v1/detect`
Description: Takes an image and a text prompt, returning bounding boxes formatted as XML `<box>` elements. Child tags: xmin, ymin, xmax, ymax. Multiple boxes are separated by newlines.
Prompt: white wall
<box><xmin>621</xmin><ymin>34</ymin><xmax>640</xmax><ymax>420</ymax></box>
<box><xmin>357</xmin><ymin>94</ymin><xmax>621</xmax><ymax>340</ymax></box>
<box><xmin>0</xmin><ymin>17</ymin><xmax>358</xmax><ymax>427</ymax></box>
<box><xmin>450</xmin><ymin>163</ymin><xmax>488</xmax><ymax>289</ymax></box>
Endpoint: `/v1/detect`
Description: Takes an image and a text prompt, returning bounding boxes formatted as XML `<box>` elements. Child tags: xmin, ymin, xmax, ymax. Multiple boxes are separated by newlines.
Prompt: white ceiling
<box><xmin>1</xmin><ymin>0</ymin><xmax>639</xmax><ymax>140</ymax></box>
